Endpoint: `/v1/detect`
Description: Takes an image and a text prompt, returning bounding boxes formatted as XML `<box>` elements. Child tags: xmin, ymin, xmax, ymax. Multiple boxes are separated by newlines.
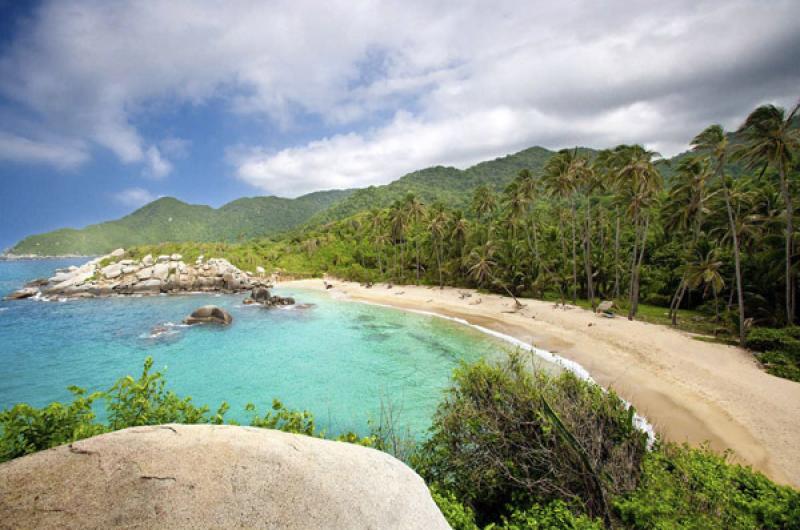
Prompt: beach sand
<box><xmin>284</xmin><ymin>278</ymin><xmax>800</xmax><ymax>487</ymax></box>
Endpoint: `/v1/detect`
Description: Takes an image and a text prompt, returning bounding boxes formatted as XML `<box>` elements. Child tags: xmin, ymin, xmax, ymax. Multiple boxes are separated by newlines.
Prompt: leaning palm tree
<box><xmin>664</xmin><ymin>157</ymin><xmax>713</xmax><ymax>325</ymax></box>
<box><xmin>464</xmin><ymin>241</ymin><xmax>497</xmax><ymax>288</ymax></box>
<box><xmin>692</xmin><ymin>125</ymin><xmax>746</xmax><ymax>344</ymax></box>
<box><xmin>736</xmin><ymin>101</ymin><xmax>800</xmax><ymax>324</ymax></box>
<box><xmin>687</xmin><ymin>249</ymin><xmax>726</xmax><ymax>322</ymax></box>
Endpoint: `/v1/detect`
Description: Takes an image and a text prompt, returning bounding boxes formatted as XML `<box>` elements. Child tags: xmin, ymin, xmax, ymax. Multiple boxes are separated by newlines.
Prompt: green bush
<box><xmin>614</xmin><ymin>443</ymin><xmax>800</xmax><ymax>529</ymax></box>
<box><xmin>487</xmin><ymin>501</ymin><xmax>604</xmax><ymax>530</ymax></box>
<box><xmin>745</xmin><ymin>326</ymin><xmax>800</xmax><ymax>358</ymax></box>
<box><xmin>416</xmin><ymin>353</ymin><xmax>647</xmax><ymax>526</ymax></box>
<box><xmin>745</xmin><ymin>327</ymin><xmax>800</xmax><ymax>381</ymax></box>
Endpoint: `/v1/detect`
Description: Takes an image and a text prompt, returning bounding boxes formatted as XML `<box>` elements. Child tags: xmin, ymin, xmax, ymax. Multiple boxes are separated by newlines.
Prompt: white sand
<box><xmin>284</xmin><ymin>278</ymin><xmax>800</xmax><ymax>487</ymax></box>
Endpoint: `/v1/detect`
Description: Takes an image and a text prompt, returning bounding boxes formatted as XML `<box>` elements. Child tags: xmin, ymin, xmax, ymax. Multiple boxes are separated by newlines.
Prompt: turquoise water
<box><xmin>0</xmin><ymin>259</ymin><xmax>511</xmax><ymax>436</ymax></box>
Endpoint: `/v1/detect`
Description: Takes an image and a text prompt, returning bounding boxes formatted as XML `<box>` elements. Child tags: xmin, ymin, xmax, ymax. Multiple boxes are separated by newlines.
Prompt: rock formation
<box><xmin>3</xmin><ymin>250</ymin><xmax>270</xmax><ymax>300</ymax></box>
<box><xmin>183</xmin><ymin>305</ymin><xmax>234</xmax><ymax>326</ymax></box>
<box><xmin>243</xmin><ymin>287</ymin><xmax>295</xmax><ymax>307</ymax></box>
<box><xmin>0</xmin><ymin>424</ymin><xmax>449</xmax><ymax>529</ymax></box>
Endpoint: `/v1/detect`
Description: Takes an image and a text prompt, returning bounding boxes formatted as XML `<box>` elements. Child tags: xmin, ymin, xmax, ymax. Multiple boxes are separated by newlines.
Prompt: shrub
<box><xmin>745</xmin><ymin>326</ymin><xmax>800</xmax><ymax>358</ymax></box>
<box><xmin>416</xmin><ymin>352</ymin><xmax>648</xmax><ymax>526</ymax></box>
<box><xmin>614</xmin><ymin>443</ymin><xmax>800</xmax><ymax>529</ymax></box>
<box><xmin>487</xmin><ymin>501</ymin><xmax>604</xmax><ymax>530</ymax></box>
<box><xmin>745</xmin><ymin>327</ymin><xmax>800</xmax><ymax>381</ymax></box>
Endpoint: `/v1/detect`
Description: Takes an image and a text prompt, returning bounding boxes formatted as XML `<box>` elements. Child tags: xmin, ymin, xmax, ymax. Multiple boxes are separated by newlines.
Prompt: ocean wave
<box><xmin>141</xmin><ymin>321</ymin><xmax>189</xmax><ymax>340</ymax></box>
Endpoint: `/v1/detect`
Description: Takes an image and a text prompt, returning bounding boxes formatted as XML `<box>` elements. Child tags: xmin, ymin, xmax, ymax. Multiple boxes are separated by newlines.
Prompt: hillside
<box><xmin>308</xmin><ymin>146</ymin><xmax>556</xmax><ymax>224</ymax></box>
<box><xmin>10</xmin><ymin>190</ymin><xmax>352</xmax><ymax>255</ymax></box>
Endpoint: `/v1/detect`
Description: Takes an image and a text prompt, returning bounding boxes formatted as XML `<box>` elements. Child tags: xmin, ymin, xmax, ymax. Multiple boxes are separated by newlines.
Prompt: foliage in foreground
<box><xmin>422</xmin><ymin>355</ymin><xmax>800</xmax><ymax>529</ymax></box>
<box><xmin>1</xmin><ymin>355</ymin><xmax>798</xmax><ymax>529</ymax></box>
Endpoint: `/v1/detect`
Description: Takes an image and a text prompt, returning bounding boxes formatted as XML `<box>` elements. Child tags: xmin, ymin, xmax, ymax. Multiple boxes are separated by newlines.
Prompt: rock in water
<box><xmin>3</xmin><ymin>287</ymin><xmax>38</xmax><ymax>300</ymax></box>
<box><xmin>251</xmin><ymin>286</ymin><xmax>271</xmax><ymax>303</ymax></box>
<box><xmin>183</xmin><ymin>305</ymin><xmax>233</xmax><ymax>325</ymax></box>
<box><xmin>0</xmin><ymin>424</ymin><xmax>450</xmax><ymax>529</ymax></box>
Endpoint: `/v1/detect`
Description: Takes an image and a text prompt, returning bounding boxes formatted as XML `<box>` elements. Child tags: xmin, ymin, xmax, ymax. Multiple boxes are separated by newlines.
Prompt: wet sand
<box><xmin>284</xmin><ymin>279</ymin><xmax>800</xmax><ymax>487</ymax></box>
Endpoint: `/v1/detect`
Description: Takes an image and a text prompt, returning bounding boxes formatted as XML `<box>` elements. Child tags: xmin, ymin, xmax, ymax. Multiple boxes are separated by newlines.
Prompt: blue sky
<box><xmin>1</xmin><ymin>0</ymin><xmax>798</xmax><ymax>251</ymax></box>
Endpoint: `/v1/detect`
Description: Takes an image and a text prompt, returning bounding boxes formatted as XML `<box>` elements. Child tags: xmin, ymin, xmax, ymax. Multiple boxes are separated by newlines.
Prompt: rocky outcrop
<box><xmin>244</xmin><ymin>287</ymin><xmax>295</xmax><ymax>307</ymax></box>
<box><xmin>183</xmin><ymin>305</ymin><xmax>233</xmax><ymax>325</ymax></box>
<box><xmin>3</xmin><ymin>250</ymin><xmax>271</xmax><ymax>300</ymax></box>
<box><xmin>0</xmin><ymin>424</ymin><xmax>449</xmax><ymax>529</ymax></box>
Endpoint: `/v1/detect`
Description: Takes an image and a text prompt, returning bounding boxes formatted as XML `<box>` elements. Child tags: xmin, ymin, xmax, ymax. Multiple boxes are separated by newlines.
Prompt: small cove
<box><xmin>0</xmin><ymin>259</ymin><xmax>520</xmax><ymax>436</ymax></box>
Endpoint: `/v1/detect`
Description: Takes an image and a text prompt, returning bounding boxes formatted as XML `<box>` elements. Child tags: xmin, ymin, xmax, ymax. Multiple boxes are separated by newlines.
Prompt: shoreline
<box><xmin>283</xmin><ymin>278</ymin><xmax>800</xmax><ymax>487</ymax></box>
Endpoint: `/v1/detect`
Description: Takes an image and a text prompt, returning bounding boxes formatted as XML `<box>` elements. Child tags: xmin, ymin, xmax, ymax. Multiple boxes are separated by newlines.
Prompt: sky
<box><xmin>0</xmin><ymin>0</ymin><xmax>798</xmax><ymax>250</ymax></box>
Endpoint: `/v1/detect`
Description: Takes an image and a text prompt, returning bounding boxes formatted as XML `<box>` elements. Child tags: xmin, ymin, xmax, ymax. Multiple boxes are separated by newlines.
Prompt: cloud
<box><xmin>143</xmin><ymin>146</ymin><xmax>172</xmax><ymax>179</ymax></box>
<box><xmin>0</xmin><ymin>131</ymin><xmax>88</xmax><ymax>168</ymax></box>
<box><xmin>112</xmin><ymin>187</ymin><xmax>158</xmax><ymax>208</ymax></box>
<box><xmin>1</xmin><ymin>0</ymin><xmax>798</xmax><ymax>192</ymax></box>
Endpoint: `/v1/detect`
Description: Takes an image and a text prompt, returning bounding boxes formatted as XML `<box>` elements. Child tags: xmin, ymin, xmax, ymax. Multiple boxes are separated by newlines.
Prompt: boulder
<box><xmin>157</xmin><ymin>255</ymin><xmax>170</xmax><ymax>263</ymax></box>
<box><xmin>3</xmin><ymin>287</ymin><xmax>39</xmax><ymax>300</ymax></box>
<box><xmin>142</xmin><ymin>254</ymin><xmax>154</xmax><ymax>267</ymax></box>
<box><xmin>256</xmin><ymin>265</ymin><xmax>266</xmax><ymax>275</ymax></box>
<box><xmin>170</xmin><ymin>253</ymin><xmax>182</xmax><ymax>261</ymax></box>
<box><xmin>130</xmin><ymin>279</ymin><xmax>162</xmax><ymax>294</ymax></box>
<box><xmin>136</xmin><ymin>267</ymin><xmax>154</xmax><ymax>280</ymax></box>
<box><xmin>251</xmin><ymin>287</ymin><xmax>271</xmax><ymax>303</ymax></box>
<box><xmin>101</xmin><ymin>263</ymin><xmax>123</xmax><ymax>279</ymax></box>
<box><xmin>110</xmin><ymin>248</ymin><xmax>125</xmax><ymax>258</ymax></box>
<box><xmin>183</xmin><ymin>305</ymin><xmax>233</xmax><ymax>325</ymax></box>
<box><xmin>24</xmin><ymin>278</ymin><xmax>49</xmax><ymax>288</ymax></box>
<box><xmin>0</xmin><ymin>424</ymin><xmax>449</xmax><ymax>530</ymax></box>
<box><xmin>152</xmin><ymin>263</ymin><xmax>170</xmax><ymax>281</ymax></box>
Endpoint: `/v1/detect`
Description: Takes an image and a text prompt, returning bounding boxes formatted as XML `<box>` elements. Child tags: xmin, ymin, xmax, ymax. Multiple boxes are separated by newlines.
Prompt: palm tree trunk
<box><xmin>779</xmin><ymin>162</ymin><xmax>794</xmax><ymax>324</ymax></box>
<box><xmin>584</xmin><ymin>195</ymin><xmax>595</xmax><ymax>310</ymax></box>
<box><xmin>669</xmin><ymin>275</ymin><xmax>687</xmax><ymax>325</ymax></box>
<box><xmin>722</xmin><ymin>185</ymin><xmax>746</xmax><ymax>345</ymax></box>
<box><xmin>613</xmin><ymin>209</ymin><xmax>621</xmax><ymax>299</ymax></box>
<box><xmin>628</xmin><ymin>212</ymin><xmax>649</xmax><ymax>320</ymax></box>
<box><xmin>571</xmin><ymin>201</ymin><xmax>578</xmax><ymax>304</ymax></box>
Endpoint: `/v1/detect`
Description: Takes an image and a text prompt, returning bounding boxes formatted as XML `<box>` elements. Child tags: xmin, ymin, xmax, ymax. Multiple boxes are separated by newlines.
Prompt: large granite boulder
<box><xmin>183</xmin><ymin>305</ymin><xmax>233</xmax><ymax>325</ymax></box>
<box><xmin>251</xmin><ymin>287</ymin><xmax>271</xmax><ymax>303</ymax></box>
<box><xmin>0</xmin><ymin>424</ymin><xmax>449</xmax><ymax>530</ymax></box>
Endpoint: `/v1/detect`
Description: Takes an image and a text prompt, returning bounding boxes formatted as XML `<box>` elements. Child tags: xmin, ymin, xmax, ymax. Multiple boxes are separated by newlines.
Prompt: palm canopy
<box><xmin>735</xmin><ymin>102</ymin><xmax>800</xmax><ymax>173</ymax></box>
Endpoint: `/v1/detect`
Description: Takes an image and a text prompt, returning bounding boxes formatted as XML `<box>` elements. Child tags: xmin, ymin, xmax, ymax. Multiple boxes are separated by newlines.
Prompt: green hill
<box><xmin>308</xmin><ymin>147</ymin><xmax>556</xmax><ymax>224</ymax></box>
<box><xmin>11</xmin><ymin>190</ymin><xmax>353</xmax><ymax>255</ymax></box>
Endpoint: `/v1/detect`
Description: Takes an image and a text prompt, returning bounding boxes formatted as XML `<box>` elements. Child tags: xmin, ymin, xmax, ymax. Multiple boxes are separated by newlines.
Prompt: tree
<box><xmin>692</xmin><ymin>125</ymin><xmax>746</xmax><ymax>344</ymax></box>
<box><xmin>664</xmin><ymin>157</ymin><xmax>713</xmax><ymax>325</ymax></box>
<box><xmin>405</xmin><ymin>193</ymin><xmax>426</xmax><ymax>285</ymax></box>
<box><xmin>611</xmin><ymin>145</ymin><xmax>663</xmax><ymax>319</ymax></box>
<box><xmin>543</xmin><ymin>150</ymin><xmax>579</xmax><ymax>303</ymax></box>
<box><xmin>687</xmin><ymin>249</ymin><xmax>726</xmax><ymax>322</ymax></box>
<box><xmin>736</xmin><ymin>102</ymin><xmax>800</xmax><ymax>324</ymax></box>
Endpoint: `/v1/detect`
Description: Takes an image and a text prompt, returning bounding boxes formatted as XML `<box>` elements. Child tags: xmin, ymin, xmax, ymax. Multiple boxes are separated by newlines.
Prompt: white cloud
<box><xmin>1</xmin><ymin>0</ymin><xmax>798</xmax><ymax>192</ymax></box>
<box><xmin>112</xmin><ymin>187</ymin><xmax>158</xmax><ymax>208</ymax></box>
<box><xmin>143</xmin><ymin>146</ymin><xmax>172</xmax><ymax>179</ymax></box>
<box><xmin>0</xmin><ymin>131</ymin><xmax>88</xmax><ymax>168</ymax></box>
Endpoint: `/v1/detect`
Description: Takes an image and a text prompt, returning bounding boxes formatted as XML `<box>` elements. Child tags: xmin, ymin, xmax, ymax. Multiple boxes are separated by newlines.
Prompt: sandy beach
<box><xmin>284</xmin><ymin>278</ymin><xmax>800</xmax><ymax>487</ymax></box>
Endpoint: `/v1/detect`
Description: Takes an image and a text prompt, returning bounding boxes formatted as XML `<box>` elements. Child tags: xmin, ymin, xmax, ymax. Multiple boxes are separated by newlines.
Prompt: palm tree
<box><xmin>687</xmin><ymin>249</ymin><xmax>726</xmax><ymax>322</ymax></box>
<box><xmin>542</xmin><ymin>150</ymin><xmax>578</xmax><ymax>303</ymax></box>
<box><xmin>464</xmin><ymin>241</ymin><xmax>497</xmax><ymax>288</ymax></box>
<box><xmin>428</xmin><ymin>206</ymin><xmax>450</xmax><ymax>288</ymax></box>
<box><xmin>736</xmin><ymin>101</ymin><xmax>800</xmax><ymax>324</ymax></box>
<box><xmin>388</xmin><ymin>202</ymin><xmax>407</xmax><ymax>281</ymax></box>
<box><xmin>571</xmin><ymin>155</ymin><xmax>597</xmax><ymax>309</ymax></box>
<box><xmin>664</xmin><ymin>157</ymin><xmax>713</xmax><ymax>325</ymax></box>
<box><xmin>405</xmin><ymin>194</ymin><xmax>426</xmax><ymax>285</ymax></box>
<box><xmin>611</xmin><ymin>145</ymin><xmax>663</xmax><ymax>319</ymax></box>
<box><xmin>692</xmin><ymin>125</ymin><xmax>746</xmax><ymax>344</ymax></box>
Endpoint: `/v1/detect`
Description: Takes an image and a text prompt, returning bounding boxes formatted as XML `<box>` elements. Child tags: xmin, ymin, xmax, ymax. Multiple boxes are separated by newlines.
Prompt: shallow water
<box><xmin>0</xmin><ymin>259</ymin><xmax>512</xmax><ymax>436</ymax></box>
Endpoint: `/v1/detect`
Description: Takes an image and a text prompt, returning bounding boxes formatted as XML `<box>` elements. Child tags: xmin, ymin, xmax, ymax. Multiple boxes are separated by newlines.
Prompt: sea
<box><xmin>0</xmin><ymin>258</ymin><xmax>514</xmax><ymax>437</ymax></box>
